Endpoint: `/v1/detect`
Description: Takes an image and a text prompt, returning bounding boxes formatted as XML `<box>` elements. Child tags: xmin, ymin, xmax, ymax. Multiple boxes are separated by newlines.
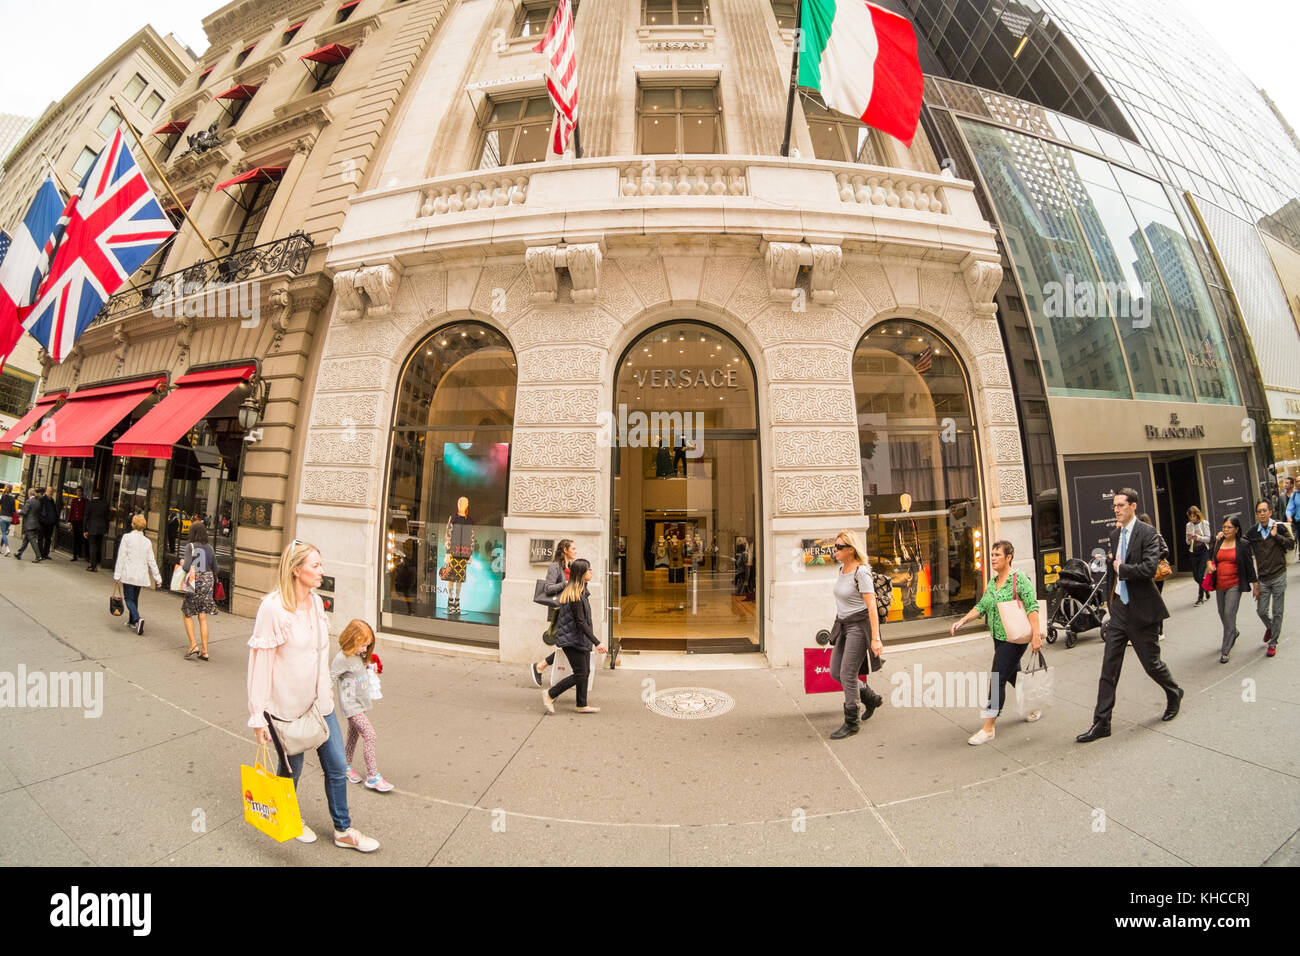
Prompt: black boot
<box><xmin>859</xmin><ymin>685</ymin><xmax>884</xmax><ymax>721</ymax></box>
<box><xmin>830</xmin><ymin>704</ymin><xmax>860</xmax><ymax>739</ymax></box>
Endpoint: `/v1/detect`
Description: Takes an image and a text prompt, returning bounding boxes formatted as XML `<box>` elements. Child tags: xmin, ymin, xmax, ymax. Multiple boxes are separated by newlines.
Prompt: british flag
<box><xmin>24</xmin><ymin>129</ymin><xmax>175</xmax><ymax>363</ymax></box>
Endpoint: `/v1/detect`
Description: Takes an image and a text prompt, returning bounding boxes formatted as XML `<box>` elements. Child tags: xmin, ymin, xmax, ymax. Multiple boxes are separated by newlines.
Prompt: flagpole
<box><xmin>38</xmin><ymin>153</ymin><xmax>72</xmax><ymax>195</ymax></box>
<box><xmin>779</xmin><ymin>0</ymin><xmax>803</xmax><ymax>157</ymax></box>
<box><xmin>109</xmin><ymin>95</ymin><xmax>222</xmax><ymax>262</ymax></box>
<box><xmin>573</xmin><ymin>122</ymin><xmax>582</xmax><ymax>159</ymax></box>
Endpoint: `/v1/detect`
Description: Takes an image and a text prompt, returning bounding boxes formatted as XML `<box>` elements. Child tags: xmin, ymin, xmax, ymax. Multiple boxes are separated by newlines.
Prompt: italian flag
<box><xmin>797</xmin><ymin>0</ymin><xmax>924</xmax><ymax>145</ymax></box>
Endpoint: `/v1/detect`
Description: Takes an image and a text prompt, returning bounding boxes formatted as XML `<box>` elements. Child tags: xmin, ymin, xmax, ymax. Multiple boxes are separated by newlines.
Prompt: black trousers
<box><xmin>87</xmin><ymin>534</ymin><xmax>104</xmax><ymax>569</ymax></box>
<box><xmin>1093</xmin><ymin>600</ymin><xmax>1180</xmax><ymax>724</ymax></box>
<box><xmin>16</xmin><ymin>527</ymin><xmax>41</xmax><ymax>558</ymax></box>
<box><xmin>70</xmin><ymin>521</ymin><xmax>84</xmax><ymax>559</ymax></box>
<box><xmin>38</xmin><ymin>524</ymin><xmax>54</xmax><ymax>558</ymax></box>
<box><xmin>987</xmin><ymin>638</ymin><xmax>1028</xmax><ymax>718</ymax></box>
<box><xmin>548</xmin><ymin>646</ymin><xmax>591</xmax><ymax>707</ymax></box>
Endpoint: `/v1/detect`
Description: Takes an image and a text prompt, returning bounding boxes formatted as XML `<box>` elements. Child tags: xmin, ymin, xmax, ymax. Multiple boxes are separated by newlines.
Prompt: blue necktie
<box><xmin>1118</xmin><ymin>527</ymin><xmax>1129</xmax><ymax>605</ymax></box>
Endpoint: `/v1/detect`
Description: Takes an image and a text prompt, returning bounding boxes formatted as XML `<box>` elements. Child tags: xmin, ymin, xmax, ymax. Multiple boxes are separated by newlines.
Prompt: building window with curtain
<box><xmin>383</xmin><ymin>322</ymin><xmax>516</xmax><ymax>639</ymax></box>
<box><xmin>854</xmin><ymin>320</ymin><xmax>985</xmax><ymax>625</ymax></box>
<box><xmin>802</xmin><ymin>91</ymin><xmax>883</xmax><ymax>164</ymax></box>
<box><xmin>637</xmin><ymin>83</ymin><xmax>722</xmax><ymax>154</ymax></box>
<box><xmin>477</xmin><ymin>94</ymin><xmax>554</xmax><ymax>168</ymax></box>
<box><xmin>642</xmin><ymin>0</ymin><xmax>709</xmax><ymax>26</ymax></box>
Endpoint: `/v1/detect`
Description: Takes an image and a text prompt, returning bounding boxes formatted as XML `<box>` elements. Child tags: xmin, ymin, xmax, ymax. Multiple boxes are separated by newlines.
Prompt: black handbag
<box><xmin>533</xmin><ymin>578</ymin><xmax>560</xmax><ymax>608</ymax></box>
<box><xmin>109</xmin><ymin>583</ymin><xmax>124</xmax><ymax>617</ymax></box>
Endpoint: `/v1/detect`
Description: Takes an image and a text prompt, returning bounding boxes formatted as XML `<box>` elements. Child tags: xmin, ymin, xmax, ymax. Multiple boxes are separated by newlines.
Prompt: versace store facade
<box><xmin>285</xmin><ymin>1</ymin><xmax>1043</xmax><ymax>668</ymax></box>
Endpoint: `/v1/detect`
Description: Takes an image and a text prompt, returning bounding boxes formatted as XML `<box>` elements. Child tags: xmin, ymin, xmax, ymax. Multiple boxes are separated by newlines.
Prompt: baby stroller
<box><xmin>1046</xmin><ymin>554</ymin><xmax>1108</xmax><ymax>649</ymax></box>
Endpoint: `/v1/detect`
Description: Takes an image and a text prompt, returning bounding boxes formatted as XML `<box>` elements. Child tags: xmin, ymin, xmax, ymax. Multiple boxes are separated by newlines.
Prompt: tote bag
<box><xmin>996</xmin><ymin>571</ymin><xmax>1033</xmax><ymax>644</ymax></box>
<box><xmin>1015</xmin><ymin>650</ymin><xmax>1055</xmax><ymax>717</ymax></box>
<box><xmin>803</xmin><ymin>648</ymin><xmax>870</xmax><ymax>694</ymax></box>
<box><xmin>241</xmin><ymin>743</ymin><xmax>303</xmax><ymax>842</ymax></box>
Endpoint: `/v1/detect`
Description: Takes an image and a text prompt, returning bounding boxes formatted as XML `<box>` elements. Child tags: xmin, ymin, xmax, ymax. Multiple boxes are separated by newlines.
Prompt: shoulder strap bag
<box><xmin>266</xmin><ymin>601</ymin><xmax>330</xmax><ymax>756</ymax></box>
<box><xmin>996</xmin><ymin>571</ymin><xmax>1033</xmax><ymax>644</ymax></box>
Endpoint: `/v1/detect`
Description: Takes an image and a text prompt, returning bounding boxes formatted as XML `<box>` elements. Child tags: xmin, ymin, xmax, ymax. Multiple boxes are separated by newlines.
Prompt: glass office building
<box><xmin>904</xmin><ymin>0</ymin><xmax>1300</xmax><ymax>502</ymax></box>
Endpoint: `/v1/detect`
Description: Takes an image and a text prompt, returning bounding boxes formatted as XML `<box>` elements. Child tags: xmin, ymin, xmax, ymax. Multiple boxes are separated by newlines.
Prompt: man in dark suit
<box><xmin>84</xmin><ymin>491</ymin><xmax>110</xmax><ymax>572</ymax></box>
<box><xmin>1077</xmin><ymin>487</ymin><xmax>1184</xmax><ymax>742</ymax></box>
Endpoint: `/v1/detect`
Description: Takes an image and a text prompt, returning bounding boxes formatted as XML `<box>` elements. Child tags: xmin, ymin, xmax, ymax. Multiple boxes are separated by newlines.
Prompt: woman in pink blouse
<box><xmin>248</xmin><ymin>541</ymin><xmax>379</xmax><ymax>853</ymax></box>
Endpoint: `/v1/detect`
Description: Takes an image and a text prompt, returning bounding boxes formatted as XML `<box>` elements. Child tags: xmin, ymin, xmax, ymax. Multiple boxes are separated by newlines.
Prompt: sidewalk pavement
<box><xmin>1</xmin><ymin>551</ymin><xmax>1296</xmax><ymax>866</ymax></box>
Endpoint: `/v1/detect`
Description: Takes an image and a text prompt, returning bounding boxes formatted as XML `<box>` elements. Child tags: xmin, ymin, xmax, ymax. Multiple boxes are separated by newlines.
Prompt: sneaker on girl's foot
<box><xmin>365</xmin><ymin>775</ymin><xmax>394</xmax><ymax>792</ymax></box>
<box><xmin>345</xmin><ymin>766</ymin><xmax>363</xmax><ymax>784</ymax></box>
<box><xmin>968</xmin><ymin>728</ymin><xmax>995</xmax><ymax>745</ymax></box>
<box><xmin>296</xmin><ymin>823</ymin><xmax>317</xmax><ymax>844</ymax></box>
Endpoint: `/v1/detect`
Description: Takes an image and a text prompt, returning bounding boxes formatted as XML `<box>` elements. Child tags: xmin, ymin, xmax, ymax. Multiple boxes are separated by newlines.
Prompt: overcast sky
<box><xmin>0</xmin><ymin>1</ymin><xmax>1297</xmax><ymax>141</ymax></box>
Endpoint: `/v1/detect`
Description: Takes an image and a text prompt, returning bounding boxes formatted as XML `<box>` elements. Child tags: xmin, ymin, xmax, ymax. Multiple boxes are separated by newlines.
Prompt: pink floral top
<box><xmin>246</xmin><ymin>590</ymin><xmax>332</xmax><ymax>729</ymax></box>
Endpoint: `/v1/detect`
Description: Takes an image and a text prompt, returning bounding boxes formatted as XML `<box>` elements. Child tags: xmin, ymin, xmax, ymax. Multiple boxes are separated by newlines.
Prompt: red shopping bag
<box><xmin>803</xmin><ymin>648</ymin><xmax>868</xmax><ymax>694</ymax></box>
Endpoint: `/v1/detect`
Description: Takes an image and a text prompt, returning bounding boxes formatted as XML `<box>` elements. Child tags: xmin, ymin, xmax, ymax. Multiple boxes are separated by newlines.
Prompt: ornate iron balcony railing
<box><xmin>91</xmin><ymin>231</ymin><xmax>314</xmax><ymax>327</ymax></box>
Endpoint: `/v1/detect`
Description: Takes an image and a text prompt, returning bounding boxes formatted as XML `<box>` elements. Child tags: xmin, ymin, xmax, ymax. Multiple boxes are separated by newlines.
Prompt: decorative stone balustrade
<box><xmin>619</xmin><ymin>163</ymin><xmax>747</xmax><ymax>197</ymax></box>
<box><xmin>419</xmin><ymin>175</ymin><xmax>529</xmax><ymax>216</ymax></box>
<box><xmin>836</xmin><ymin>172</ymin><xmax>950</xmax><ymax>214</ymax></box>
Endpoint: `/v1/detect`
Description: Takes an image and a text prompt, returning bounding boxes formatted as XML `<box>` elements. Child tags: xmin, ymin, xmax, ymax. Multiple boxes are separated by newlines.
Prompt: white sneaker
<box><xmin>967</xmin><ymin>728</ymin><xmax>995</xmax><ymax>745</ymax></box>
<box><xmin>295</xmin><ymin>823</ymin><xmax>317</xmax><ymax>844</ymax></box>
<box><xmin>333</xmin><ymin>827</ymin><xmax>380</xmax><ymax>852</ymax></box>
<box><xmin>1025</xmin><ymin>710</ymin><xmax>1042</xmax><ymax>722</ymax></box>
<box><xmin>541</xmin><ymin>687</ymin><xmax>554</xmax><ymax>714</ymax></box>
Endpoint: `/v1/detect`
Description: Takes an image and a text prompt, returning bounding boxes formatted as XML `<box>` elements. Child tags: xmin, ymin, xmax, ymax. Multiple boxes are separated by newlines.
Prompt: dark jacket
<box><xmin>1105</xmin><ymin>519</ymin><xmax>1169</xmax><ymax>627</ymax></box>
<box><xmin>0</xmin><ymin>493</ymin><xmax>14</xmax><ymax>519</ymax></box>
<box><xmin>84</xmin><ymin>498</ymin><xmax>110</xmax><ymax>535</ymax></box>
<box><xmin>554</xmin><ymin>591</ymin><xmax>599</xmax><ymax>650</ymax></box>
<box><xmin>543</xmin><ymin>560</ymin><xmax>568</xmax><ymax>598</ymax></box>
<box><xmin>181</xmin><ymin>542</ymin><xmax>218</xmax><ymax>576</ymax></box>
<box><xmin>38</xmin><ymin>494</ymin><xmax>58</xmax><ymax>527</ymax></box>
<box><xmin>1243</xmin><ymin>519</ymin><xmax>1294</xmax><ymax>581</ymax></box>
<box><xmin>21</xmin><ymin>494</ymin><xmax>43</xmax><ymax>523</ymax></box>
<box><xmin>1207</xmin><ymin>534</ymin><xmax>1257</xmax><ymax>592</ymax></box>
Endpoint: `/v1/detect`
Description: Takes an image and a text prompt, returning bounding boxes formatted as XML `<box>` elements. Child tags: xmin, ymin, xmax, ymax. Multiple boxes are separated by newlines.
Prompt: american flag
<box><xmin>24</xmin><ymin>129</ymin><xmax>174</xmax><ymax>363</ymax></box>
<box><xmin>914</xmin><ymin>346</ymin><xmax>933</xmax><ymax>375</ymax></box>
<box><xmin>534</xmin><ymin>0</ymin><xmax>577</xmax><ymax>155</ymax></box>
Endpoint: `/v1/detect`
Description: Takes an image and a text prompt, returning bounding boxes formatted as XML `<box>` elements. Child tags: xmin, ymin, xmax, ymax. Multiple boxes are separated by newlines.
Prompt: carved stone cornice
<box><xmin>236</xmin><ymin>105</ymin><xmax>330</xmax><ymax>154</ymax></box>
<box><xmin>234</xmin><ymin>53</ymin><xmax>285</xmax><ymax>89</ymax></box>
<box><xmin>204</xmin><ymin>0</ymin><xmax>308</xmax><ymax>51</ymax></box>
<box><xmin>334</xmin><ymin>262</ymin><xmax>402</xmax><ymax>322</ymax></box>
<box><xmin>112</xmin><ymin>327</ymin><xmax>130</xmax><ymax>375</ymax></box>
<box><xmin>313</xmin><ymin>13</ymin><xmax>383</xmax><ymax>50</ymax></box>
<box><xmin>169</xmin><ymin>145</ymin><xmax>233</xmax><ymax>183</ymax></box>
<box><xmin>526</xmin><ymin>243</ymin><xmax>603</xmax><ymax>303</ymax></box>
<box><xmin>764</xmin><ymin>241</ymin><xmax>842</xmax><ymax>305</ymax></box>
<box><xmin>265</xmin><ymin>282</ymin><xmax>293</xmax><ymax>352</ymax></box>
<box><xmin>287</xmin><ymin>271</ymin><xmax>337</xmax><ymax>316</ymax></box>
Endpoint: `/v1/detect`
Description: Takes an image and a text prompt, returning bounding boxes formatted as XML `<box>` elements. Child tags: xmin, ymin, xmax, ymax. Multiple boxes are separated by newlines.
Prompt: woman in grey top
<box><xmin>1186</xmin><ymin>506</ymin><xmax>1212</xmax><ymax>606</ymax></box>
<box><xmin>530</xmin><ymin>538</ymin><xmax>574</xmax><ymax>687</ymax></box>
<box><xmin>180</xmin><ymin>521</ymin><xmax>219</xmax><ymax>661</ymax></box>
<box><xmin>827</xmin><ymin>530</ymin><xmax>883</xmax><ymax>740</ymax></box>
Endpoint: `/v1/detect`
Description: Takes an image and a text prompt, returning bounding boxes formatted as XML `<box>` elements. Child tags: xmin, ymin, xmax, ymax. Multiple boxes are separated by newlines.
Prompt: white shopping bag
<box><xmin>365</xmin><ymin>663</ymin><xmax>383</xmax><ymax>700</ymax></box>
<box><xmin>549</xmin><ymin>646</ymin><xmax>596</xmax><ymax>693</ymax></box>
<box><xmin>1015</xmin><ymin>649</ymin><xmax>1055</xmax><ymax>716</ymax></box>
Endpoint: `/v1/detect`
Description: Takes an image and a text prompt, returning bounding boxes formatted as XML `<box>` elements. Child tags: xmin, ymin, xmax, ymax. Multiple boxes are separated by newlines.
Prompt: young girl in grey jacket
<box><xmin>331</xmin><ymin>619</ymin><xmax>393</xmax><ymax>792</ymax></box>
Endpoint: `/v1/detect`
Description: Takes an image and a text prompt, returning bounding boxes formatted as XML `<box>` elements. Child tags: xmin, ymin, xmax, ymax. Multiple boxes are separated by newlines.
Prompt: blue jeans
<box><xmin>122</xmin><ymin>583</ymin><xmax>142</xmax><ymax>624</ymax></box>
<box><xmin>0</xmin><ymin>516</ymin><xmax>10</xmax><ymax>549</ymax></box>
<box><xmin>277</xmin><ymin>709</ymin><xmax>351</xmax><ymax>833</ymax></box>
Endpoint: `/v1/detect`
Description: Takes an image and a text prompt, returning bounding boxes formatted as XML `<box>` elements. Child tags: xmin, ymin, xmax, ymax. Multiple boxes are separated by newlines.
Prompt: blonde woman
<box><xmin>247</xmin><ymin>541</ymin><xmax>379</xmax><ymax>853</ymax></box>
<box><xmin>541</xmin><ymin>558</ymin><xmax>607</xmax><ymax>713</ymax></box>
<box><xmin>112</xmin><ymin>513</ymin><xmax>162</xmax><ymax>635</ymax></box>
<box><xmin>827</xmin><ymin>530</ymin><xmax>883</xmax><ymax>740</ymax></box>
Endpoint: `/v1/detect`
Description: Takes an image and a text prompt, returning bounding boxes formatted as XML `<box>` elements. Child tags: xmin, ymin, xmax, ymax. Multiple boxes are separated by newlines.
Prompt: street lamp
<box><xmin>238</xmin><ymin>377</ymin><xmax>269</xmax><ymax>431</ymax></box>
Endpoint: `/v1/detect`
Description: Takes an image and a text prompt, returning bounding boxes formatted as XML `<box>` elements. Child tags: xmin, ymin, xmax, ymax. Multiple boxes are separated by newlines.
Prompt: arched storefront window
<box><xmin>382</xmin><ymin>322</ymin><xmax>516</xmax><ymax>641</ymax></box>
<box><xmin>854</xmin><ymin>320</ymin><xmax>985</xmax><ymax>624</ymax></box>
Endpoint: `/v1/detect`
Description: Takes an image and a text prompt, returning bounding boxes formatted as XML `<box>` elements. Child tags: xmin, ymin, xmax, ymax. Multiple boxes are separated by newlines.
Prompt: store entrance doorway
<box><xmin>610</xmin><ymin>322</ymin><xmax>759</xmax><ymax>654</ymax></box>
<box><xmin>1153</xmin><ymin>454</ymin><xmax>1201</xmax><ymax>573</ymax></box>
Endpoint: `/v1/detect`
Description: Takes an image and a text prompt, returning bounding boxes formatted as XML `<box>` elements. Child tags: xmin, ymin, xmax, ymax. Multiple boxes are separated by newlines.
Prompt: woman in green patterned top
<box><xmin>950</xmin><ymin>539</ymin><xmax>1043</xmax><ymax>745</ymax></box>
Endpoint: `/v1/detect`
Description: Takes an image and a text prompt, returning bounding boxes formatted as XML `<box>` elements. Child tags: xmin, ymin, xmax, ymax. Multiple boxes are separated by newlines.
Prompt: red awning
<box><xmin>339</xmin><ymin>1</ymin><xmax>360</xmax><ymax>9</ymax></box>
<box><xmin>286</xmin><ymin>20</ymin><xmax>306</xmax><ymax>32</ymax></box>
<box><xmin>215</xmin><ymin>166</ymin><xmax>287</xmax><ymax>192</ymax></box>
<box><xmin>300</xmin><ymin>43</ymin><xmax>352</xmax><ymax>65</ymax></box>
<box><xmin>21</xmin><ymin>378</ymin><xmax>166</xmax><ymax>457</ymax></box>
<box><xmin>214</xmin><ymin>84</ymin><xmax>260</xmax><ymax>101</ymax></box>
<box><xmin>153</xmin><ymin>119</ymin><xmax>190</xmax><ymax>136</ymax></box>
<box><xmin>113</xmin><ymin>366</ymin><xmax>256</xmax><ymax>459</ymax></box>
<box><xmin>0</xmin><ymin>392</ymin><xmax>67</xmax><ymax>451</ymax></box>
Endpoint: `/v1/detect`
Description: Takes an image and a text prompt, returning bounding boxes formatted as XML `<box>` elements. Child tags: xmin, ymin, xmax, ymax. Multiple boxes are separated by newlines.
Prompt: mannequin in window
<box><xmin>443</xmin><ymin>496</ymin><xmax>475</xmax><ymax>616</ymax></box>
<box><xmin>893</xmin><ymin>492</ymin><xmax>921</xmax><ymax>609</ymax></box>
<box><xmin>672</xmin><ymin>430</ymin><xmax>694</xmax><ymax>477</ymax></box>
<box><xmin>655</xmin><ymin>534</ymin><xmax>669</xmax><ymax>568</ymax></box>
<box><xmin>668</xmin><ymin>532</ymin><xmax>684</xmax><ymax>584</ymax></box>
<box><xmin>655</xmin><ymin>437</ymin><xmax>675</xmax><ymax>478</ymax></box>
